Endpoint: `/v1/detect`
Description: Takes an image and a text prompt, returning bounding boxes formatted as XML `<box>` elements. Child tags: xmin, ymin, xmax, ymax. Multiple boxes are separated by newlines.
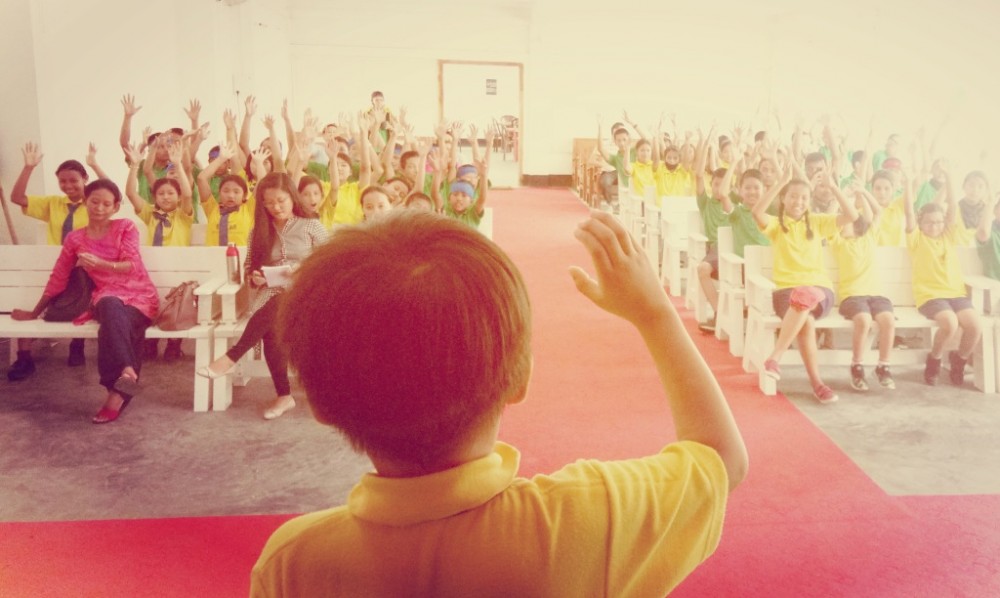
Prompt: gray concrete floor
<box><xmin>0</xmin><ymin>338</ymin><xmax>372</xmax><ymax>522</ymax></box>
<box><xmin>3</xmin><ymin>336</ymin><xmax>999</xmax><ymax>523</ymax></box>
<box><xmin>774</xmin><ymin>362</ymin><xmax>1000</xmax><ymax>496</ymax></box>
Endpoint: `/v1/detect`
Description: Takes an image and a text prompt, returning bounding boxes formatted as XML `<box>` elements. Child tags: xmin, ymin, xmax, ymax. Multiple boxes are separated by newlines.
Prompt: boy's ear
<box><xmin>505</xmin><ymin>357</ymin><xmax>533</xmax><ymax>406</ymax></box>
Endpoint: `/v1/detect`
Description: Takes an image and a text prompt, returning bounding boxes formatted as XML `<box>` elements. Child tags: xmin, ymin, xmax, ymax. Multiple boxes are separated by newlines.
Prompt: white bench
<box><xmin>713</xmin><ymin>227</ymin><xmax>749</xmax><ymax>356</ymax></box>
<box><xmin>0</xmin><ymin>245</ymin><xmax>229</xmax><ymax>411</ymax></box>
<box><xmin>658</xmin><ymin>197</ymin><xmax>699</xmax><ymax>297</ymax></box>
<box><xmin>741</xmin><ymin>244</ymin><xmax>995</xmax><ymax>395</ymax></box>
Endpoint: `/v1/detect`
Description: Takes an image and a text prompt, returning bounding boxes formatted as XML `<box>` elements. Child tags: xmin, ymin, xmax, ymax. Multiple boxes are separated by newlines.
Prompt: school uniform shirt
<box><xmin>250</xmin><ymin>441</ymin><xmax>728</xmax><ymax>598</ymax></box>
<box><xmin>957</xmin><ymin>198</ymin><xmax>986</xmax><ymax>247</ymax></box>
<box><xmin>333</xmin><ymin>182</ymin><xmax>364</xmax><ymax>225</ymax></box>
<box><xmin>830</xmin><ymin>228</ymin><xmax>881</xmax><ymax>303</ymax></box>
<box><xmin>606</xmin><ymin>148</ymin><xmax>637</xmax><ymax>188</ymax></box>
<box><xmin>138</xmin><ymin>204</ymin><xmax>193</xmax><ymax>247</ymax></box>
<box><xmin>977</xmin><ymin>220</ymin><xmax>1000</xmax><ymax>281</ymax></box>
<box><xmin>202</xmin><ymin>197</ymin><xmax>254</xmax><ymax>247</ymax></box>
<box><xmin>875</xmin><ymin>196</ymin><xmax>906</xmax><ymax>247</ymax></box>
<box><xmin>762</xmin><ymin>213</ymin><xmax>838</xmax><ymax>290</ymax></box>
<box><xmin>630</xmin><ymin>161</ymin><xmax>656</xmax><ymax>197</ymax></box>
<box><xmin>697</xmin><ymin>193</ymin><xmax>729</xmax><ymax>245</ymax></box>
<box><xmin>907</xmin><ymin>225</ymin><xmax>966</xmax><ymax>308</ymax></box>
<box><xmin>729</xmin><ymin>204</ymin><xmax>769</xmax><ymax>258</ymax></box>
<box><xmin>23</xmin><ymin>195</ymin><xmax>89</xmax><ymax>245</ymax></box>
<box><xmin>655</xmin><ymin>165</ymin><xmax>695</xmax><ymax>199</ymax></box>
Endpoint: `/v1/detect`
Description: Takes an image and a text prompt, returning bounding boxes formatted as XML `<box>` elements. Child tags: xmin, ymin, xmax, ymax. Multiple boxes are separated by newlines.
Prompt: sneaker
<box><xmin>949</xmin><ymin>352</ymin><xmax>967</xmax><ymax>387</ymax></box>
<box><xmin>7</xmin><ymin>354</ymin><xmax>36</xmax><ymax>382</ymax></box>
<box><xmin>763</xmin><ymin>359</ymin><xmax>781</xmax><ymax>381</ymax></box>
<box><xmin>67</xmin><ymin>339</ymin><xmax>85</xmax><ymax>367</ymax></box>
<box><xmin>850</xmin><ymin>364</ymin><xmax>868</xmax><ymax>391</ymax></box>
<box><xmin>698</xmin><ymin>316</ymin><xmax>716</xmax><ymax>334</ymax></box>
<box><xmin>163</xmin><ymin>340</ymin><xmax>184</xmax><ymax>363</ymax></box>
<box><xmin>813</xmin><ymin>383</ymin><xmax>839</xmax><ymax>404</ymax></box>
<box><xmin>924</xmin><ymin>356</ymin><xmax>941</xmax><ymax>386</ymax></box>
<box><xmin>874</xmin><ymin>364</ymin><xmax>896</xmax><ymax>390</ymax></box>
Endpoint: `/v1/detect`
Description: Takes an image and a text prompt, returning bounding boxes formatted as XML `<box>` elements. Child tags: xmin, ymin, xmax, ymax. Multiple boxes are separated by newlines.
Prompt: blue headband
<box><xmin>457</xmin><ymin>164</ymin><xmax>478</xmax><ymax>178</ymax></box>
<box><xmin>450</xmin><ymin>181</ymin><xmax>475</xmax><ymax>197</ymax></box>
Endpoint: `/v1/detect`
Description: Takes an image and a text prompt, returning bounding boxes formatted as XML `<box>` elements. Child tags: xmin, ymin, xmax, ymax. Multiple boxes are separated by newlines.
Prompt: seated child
<box><xmin>360</xmin><ymin>186</ymin><xmax>393</xmax><ymax>221</ymax></box>
<box><xmin>196</xmin><ymin>144</ymin><xmax>255</xmax><ymax>246</ymax></box>
<box><xmin>752</xmin><ymin>168</ymin><xmax>860</xmax><ymax>404</ymax></box>
<box><xmin>695</xmin><ymin>165</ymin><xmax>736</xmax><ymax>333</ymax></box>
<box><xmin>403</xmin><ymin>192</ymin><xmax>434</xmax><ymax>211</ymax></box>
<box><xmin>904</xmin><ymin>169</ymin><xmax>982</xmax><ymax>386</ymax></box>
<box><xmin>829</xmin><ymin>187</ymin><xmax>896</xmax><ymax>391</ymax></box>
<box><xmin>125</xmin><ymin>142</ymin><xmax>194</xmax><ymax>362</ymax></box>
<box><xmin>251</xmin><ymin>210</ymin><xmax>746</xmax><ymax>596</ymax></box>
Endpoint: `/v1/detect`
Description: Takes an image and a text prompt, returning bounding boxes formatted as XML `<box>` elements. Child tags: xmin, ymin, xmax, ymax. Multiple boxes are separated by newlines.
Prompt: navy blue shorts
<box><xmin>839</xmin><ymin>295</ymin><xmax>894</xmax><ymax>319</ymax></box>
<box><xmin>918</xmin><ymin>297</ymin><xmax>974</xmax><ymax>319</ymax></box>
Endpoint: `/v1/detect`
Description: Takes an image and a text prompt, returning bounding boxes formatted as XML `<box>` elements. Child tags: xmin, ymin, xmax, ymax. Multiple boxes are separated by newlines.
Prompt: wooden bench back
<box><xmin>0</xmin><ymin>245</ymin><xmax>231</xmax><ymax>312</ymax></box>
<box><xmin>743</xmin><ymin>244</ymin><xmax>984</xmax><ymax>308</ymax></box>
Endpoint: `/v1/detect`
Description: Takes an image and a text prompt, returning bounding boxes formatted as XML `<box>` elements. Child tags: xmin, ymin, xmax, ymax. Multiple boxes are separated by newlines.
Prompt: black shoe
<box><xmin>874</xmin><ymin>364</ymin><xmax>896</xmax><ymax>390</ymax></box>
<box><xmin>949</xmin><ymin>352</ymin><xmax>967</xmax><ymax>386</ymax></box>
<box><xmin>7</xmin><ymin>354</ymin><xmax>36</xmax><ymax>382</ymax></box>
<box><xmin>67</xmin><ymin>339</ymin><xmax>86</xmax><ymax>367</ymax></box>
<box><xmin>143</xmin><ymin>339</ymin><xmax>159</xmax><ymax>361</ymax></box>
<box><xmin>163</xmin><ymin>340</ymin><xmax>184</xmax><ymax>363</ymax></box>
<box><xmin>924</xmin><ymin>356</ymin><xmax>941</xmax><ymax>386</ymax></box>
<box><xmin>850</xmin><ymin>364</ymin><xmax>868</xmax><ymax>391</ymax></box>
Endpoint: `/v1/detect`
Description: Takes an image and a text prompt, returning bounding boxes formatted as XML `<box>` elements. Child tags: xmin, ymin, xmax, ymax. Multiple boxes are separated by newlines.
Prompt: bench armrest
<box><xmin>216</xmin><ymin>282</ymin><xmax>250</xmax><ymax>324</ymax></box>
<box><xmin>965</xmin><ymin>275</ymin><xmax>1000</xmax><ymax>314</ymax></box>
<box><xmin>195</xmin><ymin>276</ymin><xmax>227</xmax><ymax>325</ymax></box>
<box><xmin>719</xmin><ymin>252</ymin><xmax>744</xmax><ymax>267</ymax></box>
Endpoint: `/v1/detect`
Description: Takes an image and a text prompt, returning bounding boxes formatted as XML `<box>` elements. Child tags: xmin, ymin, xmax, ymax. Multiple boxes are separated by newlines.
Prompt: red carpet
<box><xmin>1</xmin><ymin>189</ymin><xmax>998</xmax><ymax>597</ymax></box>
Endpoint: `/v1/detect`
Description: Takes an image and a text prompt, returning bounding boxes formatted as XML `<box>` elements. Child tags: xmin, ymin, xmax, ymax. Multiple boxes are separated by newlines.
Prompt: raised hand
<box><xmin>167</xmin><ymin>141</ymin><xmax>184</xmax><ymax>165</ymax></box>
<box><xmin>262</xmin><ymin>114</ymin><xmax>276</xmax><ymax>130</ymax></box>
<box><xmin>124</xmin><ymin>143</ymin><xmax>143</xmax><ymax>165</ymax></box>
<box><xmin>184</xmin><ymin>98</ymin><xmax>202</xmax><ymax>122</ymax></box>
<box><xmin>468</xmin><ymin>123</ymin><xmax>478</xmax><ymax>140</ymax></box>
<box><xmin>219</xmin><ymin>142</ymin><xmax>238</xmax><ymax>161</ymax></box>
<box><xmin>223</xmin><ymin>109</ymin><xmax>236</xmax><ymax>130</ymax></box>
<box><xmin>281</xmin><ymin>98</ymin><xmax>290</xmax><ymax>121</ymax></box>
<box><xmin>244</xmin><ymin>95</ymin><xmax>257</xmax><ymax>116</ymax></box>
<box><xmin>569</xmin><ymin>211</ymin><xmax>669</xmax><ymax>326</ymax></box>
<box><xmin>140</xmin><ymin>126</ymin><xmax>153</xmax><ymax>145</ymax></box>
<box><xmin>22</xmin><ymin>142</ymin><xmax>43</xmax><ymax>167</ymax></box>
<box><xmin>121</xmin><ymin>94</ymin><xmax>141</xmax><ymax>117</ymax></box>
<box><xmin>86</xmin><ymin>143</ymin><xmax>99</xmax><ymax>168</ymax></box>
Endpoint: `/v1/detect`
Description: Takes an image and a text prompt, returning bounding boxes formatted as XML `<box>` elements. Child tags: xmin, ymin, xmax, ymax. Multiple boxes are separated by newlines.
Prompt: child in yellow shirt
<box><xmin>903</xmin><ymin>168</ymin><xmax>982</xmax><ymax>386</ymax></box>
<box><xmin>196</xmin><ymin>144</ymin><xmax>255</xmax><ymax>247</ymax></box>
<box><xmin>829</xmin><ymin>186</ymin><xmax>896</xmax><ymax>391</ymax></box>
<box><xmin>624</xmin><ymin>139</ymin><xmax>656</xmax><ymax>198</ymax></box>
<box><xmin>752</xmin><ymin>168</ymin><xmax>859</xmax><ymax>404</ymax></box>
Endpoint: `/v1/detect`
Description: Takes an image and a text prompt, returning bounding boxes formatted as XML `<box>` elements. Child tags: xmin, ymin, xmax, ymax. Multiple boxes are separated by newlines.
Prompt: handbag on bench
<box><xmin>43</xmin><ymin>266</ymin><xmax>95</xmax><ymax>322</ymax></box>
<box><xmin>156</xmin><ymin>281</ymin><xmax>199</xmax><ymax>331</ymax></box>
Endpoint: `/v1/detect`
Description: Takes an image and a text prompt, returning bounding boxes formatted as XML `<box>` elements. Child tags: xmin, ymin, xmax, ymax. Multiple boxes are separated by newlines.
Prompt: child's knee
<box><xmin>936</xmin><ymin>311</ymin><xmax>959</xmax><ymax>333</ymax></box>
<box><xmin>697</xmin><ymin>261</ymin><xmax>712</xmax><ymax>277</ymax></box>
<box><xmin>852</xmin><ymin>312</ymin><xmax>873</xmax><ymax>327</ymax></box>
<box><xmin>958</xmin><ymin>310</ymin><xmax>982</xmax><ymax>334</ymax></box>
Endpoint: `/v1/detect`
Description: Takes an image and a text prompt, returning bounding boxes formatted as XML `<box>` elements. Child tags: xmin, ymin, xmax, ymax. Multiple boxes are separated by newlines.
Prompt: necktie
<box><xmin>219</xmin><ymin>206</ymin><xmax>238</xmax><ymax>246</ymax></box>
<box><xmin>152</xmin><ymin>211</ymin><xmax>172</xmax><ymax>246</ymax></box>
<box><xmin>61</xmin><ymin>203</ymin><xmax>81</xmax><ymax>244</ymax></box>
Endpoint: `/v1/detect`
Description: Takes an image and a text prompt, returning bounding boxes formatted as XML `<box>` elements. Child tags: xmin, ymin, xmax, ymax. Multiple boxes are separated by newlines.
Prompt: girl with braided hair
<box><xmin>751</xmin><ymin>164</ymin><xmax>859</xmax><ymax>403</ymax></box>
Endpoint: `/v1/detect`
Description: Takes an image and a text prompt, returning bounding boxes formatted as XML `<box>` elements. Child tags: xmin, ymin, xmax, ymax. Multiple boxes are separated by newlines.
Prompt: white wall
<box><xmin>3</xmin><ymin>0</ymin><xmax>999</xmax><ymax>218</ymax></box>
<box><xmin>442</xmin><ymin>63</ymin><xmax>520</xmax><ymax>129</ymax></box>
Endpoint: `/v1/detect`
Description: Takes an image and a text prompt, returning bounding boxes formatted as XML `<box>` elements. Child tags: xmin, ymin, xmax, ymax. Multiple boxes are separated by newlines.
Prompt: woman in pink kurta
<box><xmin>13</xmin><ymin>179</ymin><xmax>158</xmax><ymax>423</ymax></box>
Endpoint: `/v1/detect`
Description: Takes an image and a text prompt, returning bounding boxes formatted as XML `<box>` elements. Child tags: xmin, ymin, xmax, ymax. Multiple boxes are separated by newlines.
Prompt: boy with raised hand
<box><xmin>252</xmin><ymin>210</ymin><xmax>747</xmax><ymax>597</ymax></box>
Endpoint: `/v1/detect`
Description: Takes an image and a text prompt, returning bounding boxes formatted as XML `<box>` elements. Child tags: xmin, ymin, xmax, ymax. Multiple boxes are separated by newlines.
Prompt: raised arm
<box><xmin>829</xmin><ymin>172</ymin><xmax>860</xmax><ymax>227</ymax></box>
<box><xmin>85</xmin><ymin>143</ymin><xmax>110</xmax><ymax>180</ymax></box>
<box><xmin>596</xmin><ymin>117</ymin><xmax>611</xmax><ymax>162</ymax></box>
<box><xmin>184</xmin><ymin>99</ymin><xmax>205</xmax><ymax>158</ymax></box>
<box><xmin>694</xmin><ymin>127</ymin><xmax>714</xmax><ymax>197</ymax></box>
<box><xmin>380</xmin><ymin>127</ymin><xmax>399</xmax><ymax>179</ymax></box>
<box><xmin>119</xmin><ymin>94</ymin><xmax>142</xmax><ymax>158</ymax></box>
<box><xmin>903</xmin><ymin>168</ymin><xmax>917</xmax><ymax>234</ymax></box>
<box><xmin>10</xmin><ymin>143</ymin><xmax>43</xmax><ymax>208</ymax></box>
<box><xmin>196</xmin><ymin>143</ymin><xmax>235</xmax><ymax>203</ymax></box>
<box><xmin>239</xmin><ymin>95</ymin><xmax>257</xmax><ymax>158</ymax></box>
<box><xmin>167</xmin><ymin>143</ymin><xmax>193</xmax><ymax>217</ymax></box>
<box><xmin>263</xmin><ymin>115</ymin><xmax>285</xmax><ymax>174</ymax></box>
<box><xmin>570</xmin><ymin>211</ymin><xmax>747</xmax><ymax>490</ymax></box>
<box><xmin>622</xmin><ymin>110</ymin><xmax>648</xmax><ymax>141</ymax></box>
<box><xmin>719</xmin><ymin>156</ymin><xmax>738</xmax><ymax>207</ymax></box>
<box><xmin>222</xmin><ymin>109</ymin><xmax>248</xmax><ymax>175</ymax></box>
<box><xmin>124</xmin><ymin>145</ymin><xmax>146</xmax><ymax>214</ymax></box>
<box><xmin>358</xmin><ymin>112</ymin><xmax>372</xmax><ymax>189</ymax></box>
<box><xmin>280</xmin><ymin>99</ymin><xmax>298</xmax><ymax>163</ymax></box>
<box><xmin>753</xmin><ymin>160</ymin><xmax>793</xmax><ymax>227</ymax></box>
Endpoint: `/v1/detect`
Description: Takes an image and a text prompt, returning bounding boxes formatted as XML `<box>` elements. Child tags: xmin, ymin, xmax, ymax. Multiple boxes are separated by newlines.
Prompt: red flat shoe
<box><xmin>92</xmin><ymin>396</ymin><xmax>133</xmax><ymax>424</ymax></box>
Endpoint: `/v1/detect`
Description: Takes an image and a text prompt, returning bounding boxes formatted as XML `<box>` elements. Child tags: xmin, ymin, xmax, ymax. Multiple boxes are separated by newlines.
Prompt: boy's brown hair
<box><xmin>279</xmin><ymin>210</ymin><xmax>533</xmax><ymax>467</ymax></box>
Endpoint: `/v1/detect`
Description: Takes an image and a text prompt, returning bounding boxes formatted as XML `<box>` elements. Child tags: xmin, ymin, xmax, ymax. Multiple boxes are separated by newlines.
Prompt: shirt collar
<box><xmin>348</xmin><ymin>442</ymin><xmax>519</xmax><ymax>526</ymax></box>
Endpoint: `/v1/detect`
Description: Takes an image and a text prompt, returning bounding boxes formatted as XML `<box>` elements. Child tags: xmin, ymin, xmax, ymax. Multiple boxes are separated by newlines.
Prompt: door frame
<box><xmin>438</xmin><ymin>59</ymin><xmax>524</xmax><ymax>186</ymax></box>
